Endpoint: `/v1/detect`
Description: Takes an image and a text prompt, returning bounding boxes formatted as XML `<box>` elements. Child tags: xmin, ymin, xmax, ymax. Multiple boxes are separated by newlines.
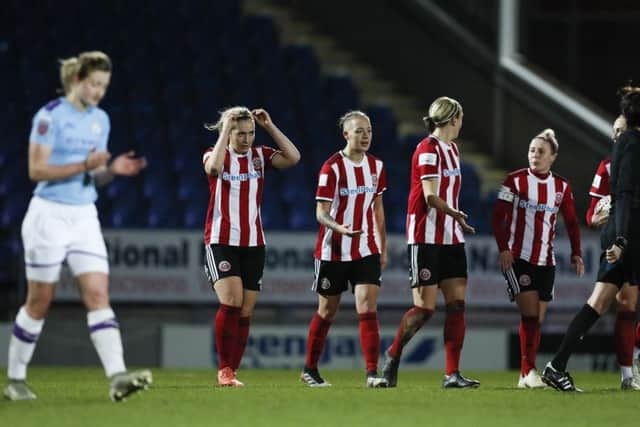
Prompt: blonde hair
<box><xmin>59</xmin><ymin>51</ymin><xmax>112</xmax><ymax>94</ymax></box>
<box><xmin>533</xmin><ymin>128</ymin><xmax>559</xmax><ymax>154</ymax></box>
<box><xmin>204</xmin><ymin>106</ymin><xmax>253</xmax><ymax>132</ymax></box>
<box><xmin>338</xmin><ymin>110</ymin><xmax>370</xmax><ymax>130</ymax></box>
<box><xmin>423</xmin><ymin>96</ymin><xmax>463</xmax><ymax>132</ymax></box>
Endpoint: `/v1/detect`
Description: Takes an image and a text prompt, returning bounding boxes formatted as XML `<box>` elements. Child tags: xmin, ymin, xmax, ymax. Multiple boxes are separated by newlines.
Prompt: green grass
<box><xmin>1</xmin><ymin>368</ymin><xmax>636</xmax><ymax>427</ymax></box>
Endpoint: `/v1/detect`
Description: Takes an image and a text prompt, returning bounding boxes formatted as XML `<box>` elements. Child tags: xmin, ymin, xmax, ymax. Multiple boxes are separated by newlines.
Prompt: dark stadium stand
<box><xmin>0</xmin><ymin>0</ymin><xmax>494</xmax><ymax>276</ymax></box>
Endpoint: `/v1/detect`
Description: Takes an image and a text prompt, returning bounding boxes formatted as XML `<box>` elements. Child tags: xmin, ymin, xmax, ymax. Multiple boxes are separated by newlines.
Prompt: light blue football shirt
<box><xmin>29</xmin><ymin>97</ymin><xmax>110</xmax><ymax>205</ymax></box>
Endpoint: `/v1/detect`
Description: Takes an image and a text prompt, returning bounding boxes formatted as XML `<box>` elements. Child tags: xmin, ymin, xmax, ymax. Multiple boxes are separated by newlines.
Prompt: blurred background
<box><xmin>0</xmin><ymin>0</ymin><xmax>638</xmax><ymax>373</ymax></box>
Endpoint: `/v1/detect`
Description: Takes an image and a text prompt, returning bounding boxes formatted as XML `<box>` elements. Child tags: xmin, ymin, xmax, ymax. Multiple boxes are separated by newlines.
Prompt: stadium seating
<box><xmin>0</xmin><ymin>0</ymin><xmax>493</xmax><ymax>236</ymax></box>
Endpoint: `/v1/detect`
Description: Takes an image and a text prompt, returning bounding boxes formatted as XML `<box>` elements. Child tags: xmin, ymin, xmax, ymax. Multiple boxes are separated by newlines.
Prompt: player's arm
<box><xmin>585</xmin><ymin>196</ymin><xmax>599</xmax><ymax>228</ymax></box>
<box><xmin>316</xmin><ymin>201</ymin><xmax>362</xmax><ymax>237</ymax></box>
<box><xmin>252</xmin><ymin>109</ymin><xmax>301</xmax><ymax>169</ymax></box>
<box><xmin>28</xmin><ymin>143</ymin><xmax>110</xmax><ymax>182</ymax></box>
<box><xmin>204</xmin><ymin>125</ymin><xmax>232</xmax><ymax>177</ymax></box>
<box><xmin>560</xmin><ymin>185</ymin><xmax>584</xmax><ymax>276</ymax></box>
<box><xmin>491</xmin><ymin>185</ymin><xmax>514</xmax><ymax>272</ymax></box>
<box><xmin>92</xmin><ymin>151</ymin><xmax>147</xmax><ymax>187</ymax></box>
<box><xmin>373</xmin><ymin>194</ymin><xmax>388</xmax><ymax>270</ymax></box>
<box><xmin>421</xmin><ymin>178</ymin><xmax>475</xmax><ymax>234</ymax></box>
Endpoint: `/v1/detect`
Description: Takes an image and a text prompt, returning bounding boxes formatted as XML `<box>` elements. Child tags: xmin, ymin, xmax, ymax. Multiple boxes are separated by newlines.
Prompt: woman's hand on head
<box><xmin>252</xmin><ymin>109</ymin><xmax>272</xmax><ymax>128</ymax></box>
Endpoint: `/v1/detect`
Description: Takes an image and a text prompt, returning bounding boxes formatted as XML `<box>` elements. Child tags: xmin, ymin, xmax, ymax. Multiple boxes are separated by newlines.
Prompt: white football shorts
<box><xmin>21</xmin><ymin>196</ymin><xmax>109</xmax><ymax>282</ymax></box>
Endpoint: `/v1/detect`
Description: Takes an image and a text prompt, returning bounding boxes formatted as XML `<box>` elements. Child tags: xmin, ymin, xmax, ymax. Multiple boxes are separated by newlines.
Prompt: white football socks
<box><xmin>7</xmin><ymin>306</ymin><xmax>44</xmax><ymax>380</ymax></box>
<box><xmin>88</xmin><ymin>308</ymin><xmax>126</xmax><ymax>377</ymax></box>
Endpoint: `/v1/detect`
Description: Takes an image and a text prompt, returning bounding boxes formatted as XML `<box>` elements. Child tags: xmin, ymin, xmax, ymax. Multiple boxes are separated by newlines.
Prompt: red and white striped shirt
<box><xmin>589</xmin><ymin>158</ymin><xmax>611</xmax><ymax>198</ymax></box>
<box><xmin>492</xmin><ymin>168</ymin><xmax>581</xmax><ymax>266</ymax></box>
<box><xmin>314</xmin><ymin>152</ymin><xmax>387</xmax><ymax>261</ymax></box>
<box><xmin>585</xmin><ymin>158</ymin><xmax>611</xmax><ymax>227</ymax></box>
<box><xmin>406</xmin><ymin>135</ymin><xmax>464</xmax><ymax>245</ymax></box>
<box><xmin>203</xmin><ymin>145</ymin><xmax>278</xmax><ymax>246</ymax></box>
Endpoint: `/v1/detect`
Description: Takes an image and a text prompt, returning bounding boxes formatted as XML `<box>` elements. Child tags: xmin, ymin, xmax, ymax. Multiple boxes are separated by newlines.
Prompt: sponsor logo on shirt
<box><xmin>442</xmin><ymin>168</ymin><xmax>461</xmax><ymax>177</ymax></box>
<box><xmin>222</xmin><ymin>171</ymin><xmax>262</xmax><ymax>181</ymax></box>
<box><xmin>339</xmin><ymin>186</ymin><xmax>377</xmax><ymax>196</ymax></box>
<box><xmin>518</xmin><ymin>199</ymin><xmax>559</xmax><ymax>213</ymax></box>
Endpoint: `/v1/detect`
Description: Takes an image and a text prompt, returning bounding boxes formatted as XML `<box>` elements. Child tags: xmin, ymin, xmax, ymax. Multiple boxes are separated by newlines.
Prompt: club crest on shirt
<box><xmin>218</xmin><ymin>260</ymin><xmax>231</xmax><ymax>272</ymax></box>
<box><xmin>555</xmin><ymin>192</ymin><xmax>563</xmax><ymax>205</ymax></box>
<box><xmin>519</xmin><ymin>274</ymin><xmax>531</xmax><ymax>287</ymax></box>
<box><xmin>91</xmin><ymin>122</ymin><xmax>102</xmax><ymax>135</ymax></box>
<box><xmin>37</xmin><ymin>119</ymin><xmax>49</xmax><ymax>135</ymax></box>
<box><xmin>371</xmin><ymin>174</ymin><xmax>378</xmax><ymax>186</ymax></box>
<box><xmin>252</xmin><ymin>157</ymin><xmax>263</xmax><ymax>170</ymax></box>
<box><xmin>420</xmin><ymin>268</ymin><xmax>431</xmax><ymax>281</ymax></box>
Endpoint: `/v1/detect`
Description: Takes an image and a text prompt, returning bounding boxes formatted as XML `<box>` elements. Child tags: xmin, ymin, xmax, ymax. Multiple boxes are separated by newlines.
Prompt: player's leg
<box><xmin>76</xmin><ymin>271</ymin><xmax>151</xmax><ymax>401</ymax></box>
<box><xmin>543</xmin><ymin>281</ymin><xmax>617</xmax><ymax>392</ymax></box>
<box><xmin>615</xmin><ymin>284</ymin><xmax>639</xmax><ymax>389</ymax></box>
<box><xmin>439</xmin><ymin>244</ymin><xmax>478</xmax><ymax>389</ymax></box>
<box><xmin>230</xmin><ymin>246</ymin><xmax>265</xmax><ymax>375</ymax></box>
<box><xmin>6</xmin><ymin>198</ymin><xmax>64</xmax><ymax>401</ymax></box>
<box><xmin>5</xmin><ymin>281</ymin><xmax>55</xmax><ymax>401</ymax></box>
<box><xmin>301</xmin><ymin>259</ymin><xmax>343</xmax><ymax>387</ymax></box>
<box><xmin>204</xmin><ymin>244</ymin><xmax>244</xmax><ymax>386</ymax></box>
<box><xmin>353</xmin><ymin>255</ymin><xmax>386</xmax><ymax>387</ymax></box>
<box><xmin>440</xmin><ymin>277</ymin><xmax>479</xmax><ymax>388</ymax></box>
<box><xmin>230</xmin><ymin>290</ymin><xmax>258</xmax><ymax>374</ymax></box>
<box><xmin>382</xmin><ymin>245</ymin><xmax>436</xmax><ymax>386</ymax></box>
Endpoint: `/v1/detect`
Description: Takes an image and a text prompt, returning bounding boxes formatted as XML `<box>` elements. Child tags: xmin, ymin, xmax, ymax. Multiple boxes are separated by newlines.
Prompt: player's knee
<box><xmin>82</xmin><ymin>289</ymin><xmax>110</xmax><ymax>311</ymax></box>
<box><xmin>24</xmin><ymin>297</ymin><xmax>52</xmax><ymax>319</ymax></box>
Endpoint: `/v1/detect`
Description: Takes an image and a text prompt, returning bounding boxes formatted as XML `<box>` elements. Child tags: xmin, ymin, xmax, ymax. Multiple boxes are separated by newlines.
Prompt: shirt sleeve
<box><xmin>316</xmin><ymin>163</ymin><xmax>337</xmax><ymax>202</ymax></box>
<box><xmin>559</xmin><ymin>183</ymin><xmax>582</xmax><ymax>258</ymax></box>
<box><xmin>491</xmin><ymin>175</ymin><xmax>516</xmax><ymax>252</ymax></box>
<box><xmin>416</xmin><ymin>143</ymin><xmax>440</xmax><ymax>180</ymax></box>
<box><xmin>589</xmin><ymin>160</ymin><xmax>609</xmax><ymax>198</ymax></box>
<box><xmin>496</xmin><ymin>175</ymin><xmax>517</xmax><ymax>204</ymax></box>
<box><xmin>377</xmin><ymin>164</ymin><xmax>387</xmax><ymax>195</ymax></box>
<box><xmin>585</xmin><ymin>196</ymin><xmax>600</xmax><ymax>227</ymax></box>
<box><xmin>260</xmin><ymin>145</ymin><xmax>280</xmax><ymax>170</ymax></box>
<box><xmin>202</xmin><ymin>147</ymin><xmax>214</xmax><ymax>165</ymax></box>
<box><xmin>29</xmin><ymin>109</ymin><xmax>56</xmax><ymax>146</ymax></box>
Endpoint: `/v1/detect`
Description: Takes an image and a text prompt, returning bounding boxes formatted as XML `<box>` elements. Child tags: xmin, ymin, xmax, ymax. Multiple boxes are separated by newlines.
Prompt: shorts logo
<box><xmin>218</xmin><ymin>260</ymin><xmax>231</xmax><ymax>272</ymax></box>
<box><xmin>320</xmin><ymin>278</ymin><xmax>331</xmax><ymax>290</ymax></box>
<box><xmin>420</xmin><ymin>268</ymin><xmax>431</xmax><ymax>281</ymax></box>
<box><xmin>37</xmin><ymin>120</ymin><xmax>49</xmax><ymax>135</ymax></box>
<box><xmin>555</xmin><ymin>192</ymin><xmax>563</xmax><ymax>205</ymax></box>
<box><xmin>519</xmin><ymin>274</ymin><xmax>531</xmax><ymax>287</ymax></box>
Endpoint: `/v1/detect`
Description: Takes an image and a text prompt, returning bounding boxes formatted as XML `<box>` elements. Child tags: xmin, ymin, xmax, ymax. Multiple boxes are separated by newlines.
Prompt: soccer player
<box><xmin>491</xmin><ymin>129</ymin><xmax>584</xmax><ymax>388</ymax></box>
<box><xmin>381</xmin><ymin>97</ymin><xmax>479</xmax><ymax>388</ymax></box>
<box><xmin>4</xmin><ymin>51</ymin><xmax>150</xmax><ymax>402</ymax></box>
<box><xmin>586</xmin><ymin>111</ymin><xmax>640</xmax><ymax>388</ymax></box>
<box><xmin>542</xmin><ymin>88</ymin><xmax>640</xmax><ymax>391</ymax></box>
<box><xmin>300</xmin><ymin>111</ymin><xmax>388</xmax><ymax>388</ymax></box>
<box><xmin>203</xmin><ymin>106</ymin><xmax>300</xmax><ymax>386</ymax></box>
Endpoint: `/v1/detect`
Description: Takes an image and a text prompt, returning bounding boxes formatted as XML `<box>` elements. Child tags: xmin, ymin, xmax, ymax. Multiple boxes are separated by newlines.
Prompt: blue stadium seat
<box><xmin>287</xmin><ymin>206</ymin><xmax>316</xmax><ymax>231</ymax></box>
<box><xmin>0</xmin><ymin>194</ymin><xmax>30</xmax><ymax>228</ymax></box>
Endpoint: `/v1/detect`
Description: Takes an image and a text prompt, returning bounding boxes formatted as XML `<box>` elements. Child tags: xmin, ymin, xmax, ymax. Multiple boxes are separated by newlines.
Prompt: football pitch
<box><xmin>2</xmin><ymin>368</ymin><xmax>636</xmax><ymax>427</ymax></box>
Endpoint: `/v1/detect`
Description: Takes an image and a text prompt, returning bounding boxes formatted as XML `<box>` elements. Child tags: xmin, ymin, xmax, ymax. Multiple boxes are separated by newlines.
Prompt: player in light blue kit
<box><xmin>3</xmin><ymin>51</ymin><xmax>150</xmax><ymax>402</ymax></box>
